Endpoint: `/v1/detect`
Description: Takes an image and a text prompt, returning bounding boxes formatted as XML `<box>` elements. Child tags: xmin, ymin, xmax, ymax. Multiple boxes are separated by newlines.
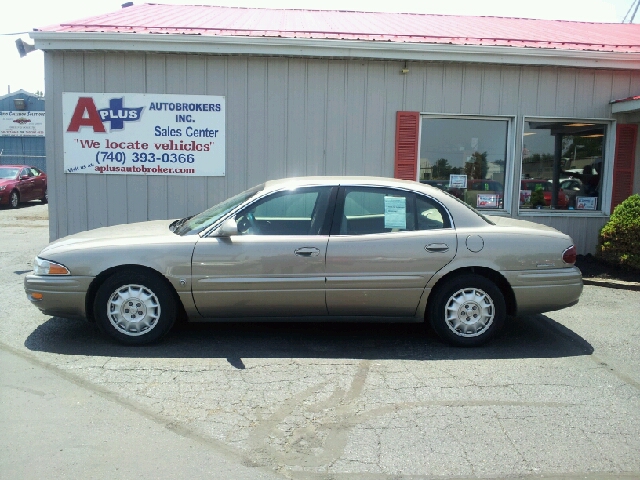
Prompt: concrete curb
<box><xmin>583</xmin><ymin>277</ymin><xmax>640</xmax><ymax>292</ymax></box>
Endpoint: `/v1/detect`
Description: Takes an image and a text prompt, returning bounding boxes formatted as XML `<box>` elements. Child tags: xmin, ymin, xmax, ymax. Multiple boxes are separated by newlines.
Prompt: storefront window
<box><xmin>521</xmin><ymin>120</ymin><xmax>606</xmax><ymax>211</ymax></box>
<box><xmin>419</xmin><ymin>116</ymin><xmax>509</xmax><ymax>210</ymax></box>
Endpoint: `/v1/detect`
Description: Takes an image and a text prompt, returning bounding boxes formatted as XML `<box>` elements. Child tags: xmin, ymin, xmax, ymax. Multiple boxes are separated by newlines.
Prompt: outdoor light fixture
<box><xmin>15</xmin><ymin>38</ymin><xmax>36</xmax><ymax>58</ymax></box>
<box><xmin>566</xmin><ymin>123</ymin><xmax>595</xmax><ymax>127</ymax></box>
<box><xmin>13</xmin><ymin>98</ymin><xmax>26</xmax><ymax>110</ymax></box>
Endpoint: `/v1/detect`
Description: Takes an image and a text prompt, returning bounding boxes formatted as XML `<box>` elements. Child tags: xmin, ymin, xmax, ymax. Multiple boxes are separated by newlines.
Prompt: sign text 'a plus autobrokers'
<box><xmin>62</xmin><ymin>93</ymin><xmax>225</xmax><ymax>177</ymax></box>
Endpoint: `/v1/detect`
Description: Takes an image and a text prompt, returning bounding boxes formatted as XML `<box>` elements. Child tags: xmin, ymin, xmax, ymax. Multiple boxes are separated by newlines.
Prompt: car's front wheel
<box><xmin>9</xmin><ymin>190</ymin><xmax>19</xmax><ymax>208</ymax></box>
<box><xmin>94</xmin><ymin>269</ymin><xmax>177</xmax><ymax>345</ymax></box>
<box><xmin>428</xmin><ymin>274</ymin><xmax>506</xmax><ymax>347</ymax></box>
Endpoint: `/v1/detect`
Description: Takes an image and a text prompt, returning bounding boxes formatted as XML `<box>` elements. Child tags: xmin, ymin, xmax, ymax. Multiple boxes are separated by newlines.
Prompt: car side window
<box><xmin>20</xmin><ymin>168</ymin><xmax>30</xmax><ymax>178</ymax></box>
<box><xmin>335</xmin><ymin>187</ymin><xmax>416</xmax><ymax>235</ymax></box>
<box><xmin>416</xmin><ymin>194</ymin><xmax>450</xmax><ymax>230</ymax></box>
<box><xmin>234</xmin><ymin>186</ymin><xmax>333</xmax><ymax>236</ymax></box>
<box><xmin>30</xmin><ymin>168</ymin><xmax>41</xmax><ymax>176</ymax></box>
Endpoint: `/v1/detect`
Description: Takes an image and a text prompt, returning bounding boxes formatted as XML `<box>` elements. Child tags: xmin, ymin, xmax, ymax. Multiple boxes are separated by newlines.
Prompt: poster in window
<box><xmin>576</xmin><ymin>197</ymin><xmax>597</xmax><ymax>210</ymax></box>
<box><xmin>384</xmin><ymin>196</ymin><xmax>407</xmax><ymax>229</ymax></box>
<box><xmin>449</xmin><ymin>174</ymin><xmax>467</xmax><ymax>189</ymax></box>
<box><xmin>476</xmin><ymin>194</ymin><xmax>499</xmax><ymax>208</ymax></box>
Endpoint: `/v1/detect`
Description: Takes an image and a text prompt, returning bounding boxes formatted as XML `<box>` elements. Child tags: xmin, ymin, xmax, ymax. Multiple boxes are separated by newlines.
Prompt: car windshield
<box><xmin>174</xmin><ymin>184</ymin><xmax>264</xmax><ymax>236</ymax></box>
<box><xmin>0</xmin><ymin>168</ymin><xmax>19</xmax><ymax>179</ymax></box>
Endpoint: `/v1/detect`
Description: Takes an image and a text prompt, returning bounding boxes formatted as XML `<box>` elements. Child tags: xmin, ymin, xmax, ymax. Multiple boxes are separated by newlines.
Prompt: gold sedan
<box><xmin>25</xmin><ymin>177</ymin><xmax>582</xmax><ymax>346</ymax></box>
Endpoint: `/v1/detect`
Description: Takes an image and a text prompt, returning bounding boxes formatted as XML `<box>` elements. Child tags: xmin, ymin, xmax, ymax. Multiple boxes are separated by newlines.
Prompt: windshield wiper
<box><xmin>170</xmin><ymin>215</ymin><xmax>193</xmax><ymax>233</ymax></box>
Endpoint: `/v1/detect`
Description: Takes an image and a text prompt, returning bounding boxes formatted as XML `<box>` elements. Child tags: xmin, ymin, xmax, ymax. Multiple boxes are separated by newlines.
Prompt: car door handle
<box><xmin>295</xmin><ymin>247</ymin><xmax>320</xmax><ymax>257</ymax></box>
<box><xmin>425</xmin><ymin>243</ymin><xmax>449</xmax><ymax>253</ymax></box>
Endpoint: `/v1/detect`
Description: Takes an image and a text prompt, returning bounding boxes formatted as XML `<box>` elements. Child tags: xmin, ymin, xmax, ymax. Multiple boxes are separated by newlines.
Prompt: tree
<box><xmin>465</xmin><ymin>151</ymin><xmax>488</xmax><ymax>179</ymax></box>
<box><xmin>432</xmin><ymin>158</ymin><xmax>462</xmax><ymax>179</ymax></box>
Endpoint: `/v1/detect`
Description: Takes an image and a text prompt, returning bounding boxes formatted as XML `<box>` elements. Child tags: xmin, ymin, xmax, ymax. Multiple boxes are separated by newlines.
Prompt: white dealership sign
<box><xmin>62</xmin><ymin>93</ymin><xmax>225</xmax><ymax>176</ymax></box>
<box><xmin>0</xmin><ymin>111</ymin><xmax>45</xmax><ymax>136</ymax></box>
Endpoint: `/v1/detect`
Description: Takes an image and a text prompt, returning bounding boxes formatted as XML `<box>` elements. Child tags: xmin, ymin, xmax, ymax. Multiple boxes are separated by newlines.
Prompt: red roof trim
<box><xmin>611</xmin><ymin>95</ymin><xmax>640</xmax><ymax>104</ymax></box>
<box><xmin>36</xmin><ymin>4</ymin><xmax>640</xmax><ymax>54</ymax></box>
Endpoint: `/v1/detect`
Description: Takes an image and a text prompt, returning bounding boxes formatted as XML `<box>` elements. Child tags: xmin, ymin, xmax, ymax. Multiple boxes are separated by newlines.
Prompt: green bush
<box><xmin>596</xmin><ymin>194</ymin><xmax>640</xmax><ymax>271</ymax></box>
<box><xmin>529</xmin><ymin>186</ymin><xmax>546</xmax><ymax>208</ymax></box>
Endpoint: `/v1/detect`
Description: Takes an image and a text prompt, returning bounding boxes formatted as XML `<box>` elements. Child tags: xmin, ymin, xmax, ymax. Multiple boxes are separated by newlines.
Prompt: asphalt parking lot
<box><xmin>1</xmin><ymin>203</ymin><xmax>640</xmax><ymax>479</ymax></box>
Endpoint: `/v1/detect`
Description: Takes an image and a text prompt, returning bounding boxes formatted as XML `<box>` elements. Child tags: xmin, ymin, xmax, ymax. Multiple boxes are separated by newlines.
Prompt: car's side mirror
<box><xmin>20</xmin><ymin>175</ymin><xmax>29</xmax><ymax>180</ymax></box>
<box><xmin>216</xmin><ymin>218</ymin><xmax>238</xmax><ymax>237</ymax></box>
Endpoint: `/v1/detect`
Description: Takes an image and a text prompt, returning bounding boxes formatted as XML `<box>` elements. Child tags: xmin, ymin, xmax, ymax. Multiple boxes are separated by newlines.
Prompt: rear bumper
<box><xmin>504</xmin><ymin>267</ymin><xmax>583</xmax><ymax>315</ymax></box>
<box><xmin>24</xmin><ymin>274</ymin><xmax>94</xmax><ymax>319</ymax></box>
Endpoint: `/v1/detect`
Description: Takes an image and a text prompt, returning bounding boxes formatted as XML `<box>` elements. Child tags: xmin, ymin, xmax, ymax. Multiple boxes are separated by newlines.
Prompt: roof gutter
<box><xmin>30</xmin><ymin>31</ymin><xmax>640</xmax><ymax>70</ymax></box>
<box><xmin>611</xmin><ymin>98</ymin><xmax>640</xmax><ymax>113</ymax></box>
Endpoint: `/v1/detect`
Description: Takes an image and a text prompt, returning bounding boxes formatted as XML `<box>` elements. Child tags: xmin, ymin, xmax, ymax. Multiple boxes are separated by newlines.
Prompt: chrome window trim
<box><xmin>200</xmin><ymin>183</ymin><xmax>332</xmax><ymax>238</ymax></box>
<box><xmin>333</xmin><ymin>184</ymin><xmax>456</xmax><ymax>237</ymax></box>
<box><xmin>201</xmin><ymin>182</ymin><xmax>457</xmax><ymax>238</ymax></box>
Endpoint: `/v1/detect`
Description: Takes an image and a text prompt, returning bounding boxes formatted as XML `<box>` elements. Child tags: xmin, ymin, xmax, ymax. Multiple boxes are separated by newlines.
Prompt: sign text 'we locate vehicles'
<box><xmin>62</xmin><ymin>93</ymin><xmax>225</xmax><ymax>177</ymax></box>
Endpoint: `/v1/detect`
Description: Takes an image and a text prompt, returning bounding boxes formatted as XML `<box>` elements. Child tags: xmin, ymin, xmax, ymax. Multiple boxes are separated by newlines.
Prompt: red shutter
<box><xmin>394</xmin><ymin>111</ymin><xmax>420</xmax><ymax>181</ymax></box>
<box><xmin>611</xmin><ymin>124</ymin><xmax>638</xmax><ymax>213</ymax></box>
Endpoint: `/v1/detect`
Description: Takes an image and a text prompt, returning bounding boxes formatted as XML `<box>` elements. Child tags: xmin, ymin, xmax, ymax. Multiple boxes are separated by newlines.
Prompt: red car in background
<box><xmin>520</xmin><ymin>179</ymin><xmax>569</xmax><ymax>209</ymax></box>
<box><xmin>0</xmin><ymin>165</ymin><xmax>48</xmax><ymax>208</ymax></box>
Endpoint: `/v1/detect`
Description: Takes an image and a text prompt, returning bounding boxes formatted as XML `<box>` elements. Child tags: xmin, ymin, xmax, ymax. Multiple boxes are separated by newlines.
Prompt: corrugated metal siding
<box><xmin>46</xmin><ymin>52</ymin><xmax>637</xmax><ymax>253</ymax></box>
<box><xmin>0</xmin><ymin>91</ymin><xmax>44</xmax><ymax>110</ymax></box>
<box><xmin>0</xmin><ymin>138</ymin><xmax>46</xmax><ymax>172</ymax></box>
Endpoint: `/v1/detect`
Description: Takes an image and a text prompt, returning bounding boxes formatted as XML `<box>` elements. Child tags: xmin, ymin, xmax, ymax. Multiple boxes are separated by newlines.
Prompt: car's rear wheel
<box><xmin>41</xmin><ymin>188</ymin><xmax>48</xmax><ymax>204</ymax></box>
<box><xmin>428</xmin><ymin>274</ymin><xmax>506</xmax><ymax>347</ymax></box>
<box><xmin>9</xmin><ymin>190</ymin><xmax>19</xmax><ymax>208</ymax></box>
<box><xmin>94</xmin><ymin>269</ymin><xmax>176</xmax><ymax>345</ymax></box>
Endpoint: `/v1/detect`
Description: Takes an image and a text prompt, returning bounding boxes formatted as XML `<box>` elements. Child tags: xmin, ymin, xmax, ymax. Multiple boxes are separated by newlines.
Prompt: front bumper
<box><xmin>24</xmin><ymin>274</ymin><xmax>95</xmax><ymax>319</ymax></box>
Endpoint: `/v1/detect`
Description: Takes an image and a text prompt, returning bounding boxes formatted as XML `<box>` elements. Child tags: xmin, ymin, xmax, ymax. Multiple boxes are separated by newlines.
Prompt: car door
<box><xmin>30</xmin><ymin>168</ymin><xmax>45</xmax><ymax>199</ymax></box>
<box><xmin>325</xmin><ymin>186</ymin><xmax>457</xmax><ymax>317</ymax></box>
<box><xmin>191</xmin><ymin>186</ymin><xmax>336</xmax><ymax>318</ymax></box>
<box><xmin>18</xmin><ymin>168</ymin><xmax>34</xmax><ymax>201</ymax></box>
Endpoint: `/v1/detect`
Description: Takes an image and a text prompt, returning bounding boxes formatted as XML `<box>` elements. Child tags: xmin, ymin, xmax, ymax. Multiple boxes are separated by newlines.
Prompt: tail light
<box><xmin>562</xmin><ymin>245</ymin><xmax>577</xmax><ymax>264</ymax></box>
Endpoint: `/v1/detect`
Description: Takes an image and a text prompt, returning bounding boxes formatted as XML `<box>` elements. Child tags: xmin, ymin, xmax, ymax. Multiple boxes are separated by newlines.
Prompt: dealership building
<box><xmin>29</xmin><ymin>4</ymin><xmax>640</xmax><ymax>253</ymax></box>
<box><xmin>0</xmin><ymin>89</ymin><xmax>45</xmax><ymax>171</ymax></box>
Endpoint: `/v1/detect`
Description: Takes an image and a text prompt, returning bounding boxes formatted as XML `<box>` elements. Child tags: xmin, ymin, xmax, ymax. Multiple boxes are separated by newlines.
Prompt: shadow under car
<box><xmin>25</xmin><ymin>314</ymin><xmax>593</xmax><ymax>364</ymax></box>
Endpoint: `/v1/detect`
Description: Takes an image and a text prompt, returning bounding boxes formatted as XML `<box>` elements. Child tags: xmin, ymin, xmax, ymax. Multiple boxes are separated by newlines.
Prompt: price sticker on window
<box><xmin>384</xmin><ymin>196</ymin><xmax>406</xmax><ymax>229</ymax></box>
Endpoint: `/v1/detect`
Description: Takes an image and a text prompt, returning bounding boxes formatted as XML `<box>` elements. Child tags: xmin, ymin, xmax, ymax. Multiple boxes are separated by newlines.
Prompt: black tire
<box><xmin>9</xmin><ymin>190</ymin><xmax>19</xmax><ymax>209</ymax></box>
<box><xmin>41</xmin><ymin>188</ymin><xmax>48</xmax><ymax>204</ymax></box>
<box><xmin>93</xmin><ymin>269</ymin><xmax>177</xmax><ymax>345</ymax></box>
<box><xmin>428</xmin><ymin>274</ymin><xmax>506</xmax><ymax>347</ymax></box>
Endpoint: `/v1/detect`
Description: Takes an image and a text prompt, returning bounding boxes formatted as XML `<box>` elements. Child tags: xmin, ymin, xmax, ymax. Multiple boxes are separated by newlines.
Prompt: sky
<box><xmin>0</xmin><ymin>0</ymin><xmax>637</xmax><ymax>95</ymax></box>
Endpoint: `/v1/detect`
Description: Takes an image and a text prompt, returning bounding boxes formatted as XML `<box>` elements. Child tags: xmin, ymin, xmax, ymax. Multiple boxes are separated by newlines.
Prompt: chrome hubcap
<box><xmin>445</xmin><ymin>287</ymin><xmax>494</xmax><ymax>337</ymax></box>
<box><xmin>107</xmin><ymin>284</ymin><xmax>161</xmax><ymax>336</ymax></box>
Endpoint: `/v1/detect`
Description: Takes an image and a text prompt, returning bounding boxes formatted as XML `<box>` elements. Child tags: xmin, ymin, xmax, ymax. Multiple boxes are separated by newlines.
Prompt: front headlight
<box><xmin>0</xmin><ymin>185</ymin><xmax>6</xmax><ymax>191</ymax></box>
<box><xmin>34</xmin><ymin>256</ymin><xmax>70</xmax><ymax>275</ymax></box>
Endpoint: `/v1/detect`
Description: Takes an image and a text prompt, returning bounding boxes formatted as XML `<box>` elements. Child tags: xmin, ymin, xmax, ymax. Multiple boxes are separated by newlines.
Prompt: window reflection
<box><xmin>521</xmin><ymin>121</ymin><xmax>605</xmax><ymax>211</ymax></box>
<box><xmin>420</xmin><ymin>117</ymin><xmax>508</xmax><ymax>210</ymax></box>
